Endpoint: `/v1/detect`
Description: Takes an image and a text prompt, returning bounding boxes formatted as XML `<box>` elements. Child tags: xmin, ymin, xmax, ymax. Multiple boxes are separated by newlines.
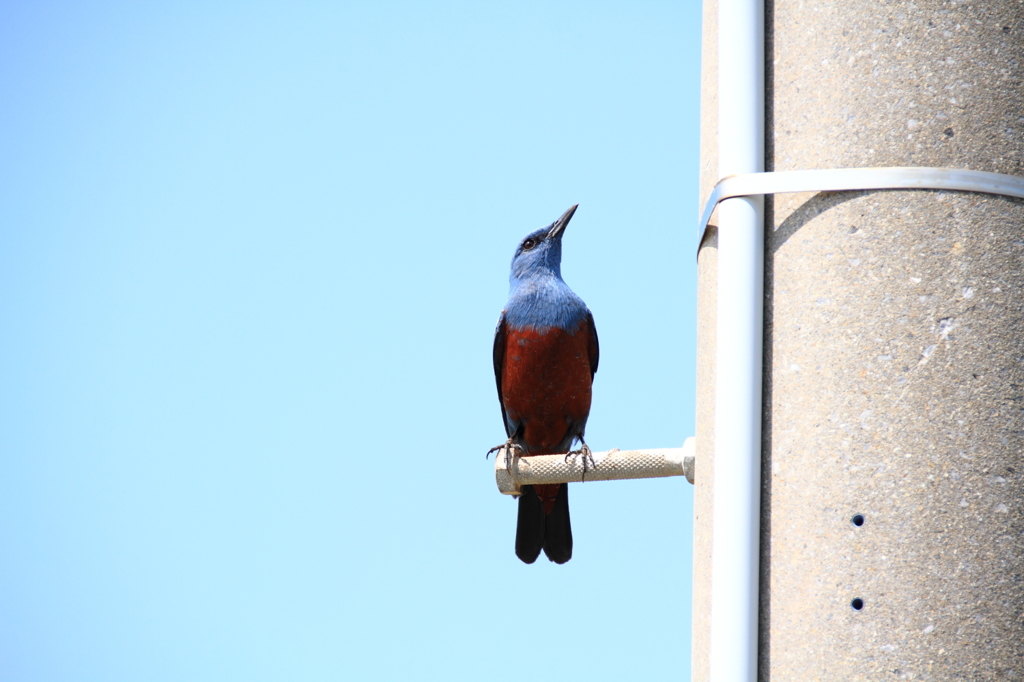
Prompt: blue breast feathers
<box><xmin>504</xmin><ymin>273</ymin><xmax>590</xmax><ymax>332</ymax></box>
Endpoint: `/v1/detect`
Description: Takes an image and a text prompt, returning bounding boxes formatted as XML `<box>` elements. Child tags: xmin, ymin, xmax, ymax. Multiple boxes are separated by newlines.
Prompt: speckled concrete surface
<box><xmin>694</xmin><ymin>224</ymin><xmax>717</xmax><ymax>682</ymax></box>
<box><xmin>694</xmin><ymin>1</ymin><xmax>1024</xmax><ymax>680</ymax></box>
<box><xmin>762</xmin><ymin>1</ymin><xmax>1024</xmax><ymax>680</ymax></box>
<box><xmin>692</xmin><ymin>0</ymin><xmax>719</xmax><ymax>678</ymax></box>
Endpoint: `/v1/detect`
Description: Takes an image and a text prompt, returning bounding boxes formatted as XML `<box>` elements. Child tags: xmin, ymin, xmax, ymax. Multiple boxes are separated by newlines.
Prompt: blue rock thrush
<box><xmin>489</xmin><ymin>204</ymin><xmax>599</xmax><ymax>564</ymax></box>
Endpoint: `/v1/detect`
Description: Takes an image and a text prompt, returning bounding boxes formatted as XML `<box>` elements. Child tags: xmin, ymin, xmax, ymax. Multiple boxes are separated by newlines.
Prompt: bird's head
<box><xmin>509</xmin><ymin>204</ymin><xmax>578</xmax><ymax>285</ymax></box>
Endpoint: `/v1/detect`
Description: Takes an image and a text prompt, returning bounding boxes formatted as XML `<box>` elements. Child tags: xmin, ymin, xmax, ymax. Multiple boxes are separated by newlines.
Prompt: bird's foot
<box><xmin>487</xmin><ymin>439</ymin><xmax>523</xmax><ymax>474</ymax></box>
<box><xmin>565</xmin><ymin>442</ymin><xmax>597</xmax><ymax>481</ymax></box>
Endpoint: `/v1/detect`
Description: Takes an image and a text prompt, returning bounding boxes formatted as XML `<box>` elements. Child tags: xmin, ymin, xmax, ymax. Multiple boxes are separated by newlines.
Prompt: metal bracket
<box><xmin>698</xmin><ymin>166</ymin><xmax>1024</xmax><ymax>247</ymax></box>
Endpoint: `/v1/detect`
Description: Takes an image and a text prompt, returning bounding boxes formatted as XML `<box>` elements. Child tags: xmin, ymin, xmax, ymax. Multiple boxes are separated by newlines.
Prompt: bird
<box><xmin>489</xmin><ymin>204</ymin><xmax>599</xmax><ymax>564</ymax></box>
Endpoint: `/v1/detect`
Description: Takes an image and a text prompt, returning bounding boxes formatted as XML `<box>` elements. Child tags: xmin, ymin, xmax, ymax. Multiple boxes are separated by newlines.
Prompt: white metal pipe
<box><xmin>712</xmin><ymin>0</ymin><xmax>764</xmax><ymax>679</ymax></box>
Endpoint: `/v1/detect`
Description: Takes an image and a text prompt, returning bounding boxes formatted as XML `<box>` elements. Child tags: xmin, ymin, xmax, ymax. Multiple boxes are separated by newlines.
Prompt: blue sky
<box><xmin>1</xmin><ymin>2</ymin><xmax>702</xmax><ymax>679</ymax></box>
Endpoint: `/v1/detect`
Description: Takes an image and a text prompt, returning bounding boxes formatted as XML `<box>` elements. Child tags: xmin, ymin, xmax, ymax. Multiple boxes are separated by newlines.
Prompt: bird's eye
<box><xmin>522</xmin><ymin>238</ymin><xmax>537</xmax><ymax>250</ymax></box>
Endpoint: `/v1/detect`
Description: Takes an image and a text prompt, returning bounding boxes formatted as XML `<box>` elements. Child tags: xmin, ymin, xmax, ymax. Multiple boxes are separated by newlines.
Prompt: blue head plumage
<box><xmin>509</xmin><ymin>204</ymin><xmax>577</xmax><ymax>287</ymax></box>
<box><xmin>504</xmin><ymin>204</ymin><xmax>589</xmax><ymax>332</ymax></box>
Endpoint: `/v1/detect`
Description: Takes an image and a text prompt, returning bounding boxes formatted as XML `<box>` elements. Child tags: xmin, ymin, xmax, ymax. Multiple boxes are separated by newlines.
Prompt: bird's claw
<box><xmin>487</xmin><ymin>439</ymin><xmax>523</xmax><ymax>475</ymax></box>
<box><xmin>565</xmin><ymin>442</ymin><xmax>597</xmax><ymax>481</ymax></box>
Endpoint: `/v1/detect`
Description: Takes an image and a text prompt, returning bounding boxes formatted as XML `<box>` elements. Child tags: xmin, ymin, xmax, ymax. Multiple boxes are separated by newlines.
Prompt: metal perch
<box><xmin>495</xmin><ymin>437</ymin><xmax>696</xmax><ymax>496</ymax></box>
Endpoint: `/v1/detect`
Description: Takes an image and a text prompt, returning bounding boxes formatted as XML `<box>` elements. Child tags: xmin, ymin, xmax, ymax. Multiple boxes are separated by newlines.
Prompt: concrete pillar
<box><xmin>692</xmin><ymin>0</ymin><xmax>719</xmax><ymax>677</ymax></box>
<box><xmin>694</xmin><ymin>1</ymin><xmax>1024</xmax><ymax>679</ymax></box>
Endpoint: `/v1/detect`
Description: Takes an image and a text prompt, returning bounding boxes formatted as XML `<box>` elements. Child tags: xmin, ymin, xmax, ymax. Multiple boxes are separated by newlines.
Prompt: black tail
<box><xmin>543</xmin><ymin>483</ymin><xmax>572</xmax><ymax>564</ymax></box>
<box><xmin>515</xmin><ymin>483</ymin><xmax>572</xmax><ymax>564</ymax></box>
<box><xmin>515</xmin><ymin>485</ymin><xmax>545</xmax><ymax>563</ymax></box>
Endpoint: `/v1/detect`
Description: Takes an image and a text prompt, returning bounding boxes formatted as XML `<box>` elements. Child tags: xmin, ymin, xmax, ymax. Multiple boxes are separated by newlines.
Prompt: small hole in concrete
<box><xmin>852</xmin><ymin>514</ymin><xmax>865</xmax><ymax>526</ymax></box>
<box><xmin>851</xmin><ymin>598</ymin><xmax>864</xmax><ymax>610</ymax></box>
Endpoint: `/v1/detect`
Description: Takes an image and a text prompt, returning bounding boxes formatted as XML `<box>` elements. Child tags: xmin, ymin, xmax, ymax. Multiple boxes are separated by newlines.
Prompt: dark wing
<box><xmin>586</xmin><ymin>310</ymin><xmax>599</xmax><ymax>378</ymax></box>
<box><xmin>493</xmin><ymin>313</ymin><xmax>512</xmax><ymax>437</ymax></box>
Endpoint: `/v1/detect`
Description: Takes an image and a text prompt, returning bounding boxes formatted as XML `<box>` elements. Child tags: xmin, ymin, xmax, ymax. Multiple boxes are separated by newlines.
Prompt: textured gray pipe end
<box><xmin>494</xmin><ymin>437</ymin><xmax>696</xmax><ymax>495</ymax></box>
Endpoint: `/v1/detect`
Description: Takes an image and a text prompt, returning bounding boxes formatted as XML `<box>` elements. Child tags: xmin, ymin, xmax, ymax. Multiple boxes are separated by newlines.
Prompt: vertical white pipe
<box><xmin>711</xmin><ymin>0</ymin><xmax>764</xmax><ymax>679</ymax></box>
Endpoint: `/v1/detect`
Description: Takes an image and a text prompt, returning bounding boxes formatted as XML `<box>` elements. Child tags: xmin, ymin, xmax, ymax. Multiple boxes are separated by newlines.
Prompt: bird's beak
<box><xmin>547</xmin><ymin>204</ymin><xmax>578</xmax><ymax>239</ymax></box>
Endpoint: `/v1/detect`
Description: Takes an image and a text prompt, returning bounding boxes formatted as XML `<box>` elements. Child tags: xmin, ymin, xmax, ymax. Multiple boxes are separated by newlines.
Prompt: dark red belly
<box><xmin>501</xmin><ymin>323</ymin><xmax>593</xmax><ymax>455</ymax></box>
